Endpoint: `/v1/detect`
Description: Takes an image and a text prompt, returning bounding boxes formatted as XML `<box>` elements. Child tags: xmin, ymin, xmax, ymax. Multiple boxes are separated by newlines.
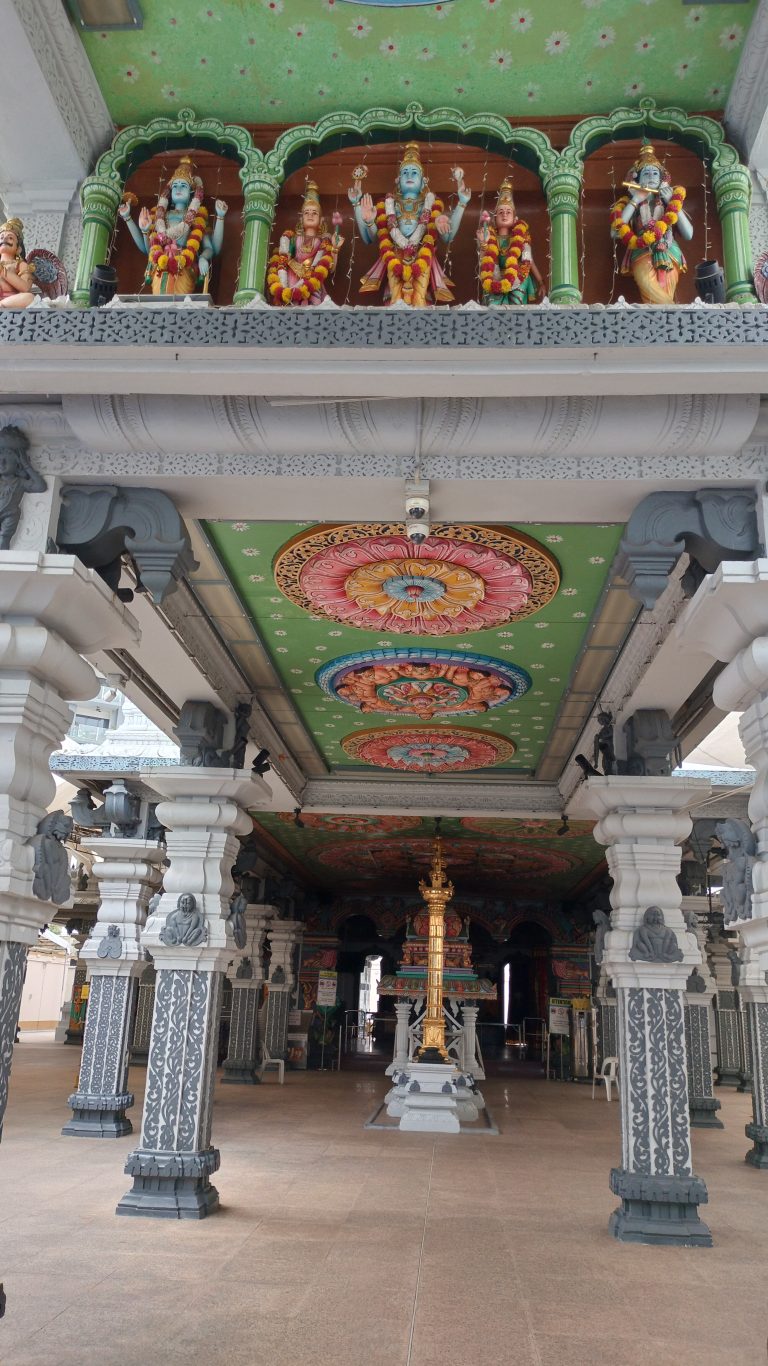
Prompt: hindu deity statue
<box><xmin>118</xmin><ymin>155</ymin><xmax>227</xmax><ymax>296</ymax></box>
<box><xmin>349</xmin><ymin>143</ymin><xmax>471</xmax><ymax>306</ymax></box>
<box><xmin>267</xmin><ymin>181</ymin><xmax>343</xmax><ymax>306</ymax></box>
<box><xmin>477</xmin><ymin>179</ymin><xmax>542</xmax><ymax>305</ymax></box>
<box><xmin>610</xmin><ymin>143</ymin><xmax>693</xmax><ymax>305</ymax></box>
<box><xmin>0</xmin><ymin>217</ymin><xmax>36</xmax><ymax>309</ymax></box>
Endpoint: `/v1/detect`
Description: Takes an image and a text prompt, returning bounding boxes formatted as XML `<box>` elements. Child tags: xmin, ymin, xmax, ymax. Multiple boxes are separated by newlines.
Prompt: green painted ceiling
<box><xmin>79</xmin><ymin>0</ymin><xmax>753</xmax><ymax>126</ymax></box>
<box><xmin>251</xmin><ymin>812</ymin><xmax>605</xmax><ymax>893</ymax></box>
<box><xmin>203</xmin><ymin>519</ymin><xmax>622</xmax><ymax>776</ymax></box>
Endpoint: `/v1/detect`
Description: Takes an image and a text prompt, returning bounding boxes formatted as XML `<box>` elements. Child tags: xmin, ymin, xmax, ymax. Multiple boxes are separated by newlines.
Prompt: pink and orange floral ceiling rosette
<box><xmin>273</xmin><ymin>523</ymin><xmax>560</xmax><ymax>635</ymax></box>
<box><xmin>340</xmin><ymin>724</ymin><xmax>515</xmax><ymax>773</ymax></box>
<box><xmin>316</xmin><ymin>647</ymin><xmax>531</xmax><ymax>719</ymax></box>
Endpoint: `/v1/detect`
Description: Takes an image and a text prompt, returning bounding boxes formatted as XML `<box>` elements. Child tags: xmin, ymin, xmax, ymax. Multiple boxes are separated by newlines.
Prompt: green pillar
<box><xmin>233</xmin><ymin>172</ymin><xmax>281</xmax><ymax>306</ymax></box>
<box><xmin>543</xmin><ymin>164</ymin><xmax>582</xmax><ymax>306</ymax></box>
<box><xmin>72</xmin><ymin>176</ymin><xmax>123</xmax><ymax>308</ymax></box>
<box><xmin>712</xmin><ymin>162</ymin><xmax>757</xmax><ymax>304</ymax></box>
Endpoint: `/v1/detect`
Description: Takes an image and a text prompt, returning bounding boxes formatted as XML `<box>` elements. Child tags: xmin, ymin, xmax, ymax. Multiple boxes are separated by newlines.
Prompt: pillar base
<box><xmin>689</xmin><ymin>1097</ymin><xmax>724</xmax><ymax>1130</ymax></box>
<box><xmin>745</xmin><ymin>1122</ymin><xmax>768</xmax><ymax>1168</ymax></box>
<box><xmin>128</xmin><ymin>1048</ymin><xmax>149</xmax><ymax>1067</ymax></box>
<box><xmin>396</xmin><ymin>1061</ymin><xmax>483</xmax><ymax>1133</ymax></box>
<box><xmin>738</xmin><ymin>1075</ymin><xmax>753</xmax><ymax>1094</ymax></box>
<box><xmin>715</xmin><ymin>1071</ymin><xmax>741</xmax><ymax>1088</ymax></box>
<box><xmin>220</xmin><ymin>1061</ymin><xmax>260</xmax><ymax>1085</ymax></box>
<box><xmin>608</xmin><ymin>1168</ymin><xmax>712</xmax><ymax>1247</ymax></box>
<box><xmin>116</xmin><ymin>1147</ymin><xmax>221</xmax><ymax>1219</ymax></box>
<box><xmin>62</xmin><ymin>1091</ymin><xmax>134</xmax><ymax>1139</ymax></box>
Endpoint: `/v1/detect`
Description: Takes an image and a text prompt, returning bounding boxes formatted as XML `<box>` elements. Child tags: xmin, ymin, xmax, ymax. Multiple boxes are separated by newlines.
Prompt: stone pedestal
<box><xmin>386</xmin><ymin>1001</ymin><xmax>412</xmax><ymax>1078</ymax></box>
<box><xmin>572</xmin><ymin>776</ymin><xmax>712</xmax><ymax>1247</ymax></box>
<box><xmin>222</xmin><ymin>905</ymin><xmax>275</xmax><ymax>1085</ymax></box>
<box><xmin>117</xmin><ymin>767</ymin><xmax>269</xmax><ymax>1219</ymax></box>
<box><xmin>460</xmin><ymin>1004</ymin><xmax>484</xmax><ymax>1080</ymax></box>
<box><xmin>0</xmin><ymin>554</ymin><xmax>138</xmax><ymax>1137</ymax></box>
<box><xmin>129</xmin><ymin>965</ymin><xmax>155</xmax><ymax>1065</ymax></box>
<box><xmin>263</xmin><ymin>919</ymin><xmax>302</xmax><ymax>1063</ymax></box>
<box><xmin>396</xmin><ymin>1061</ymin><xmax>480</xmax><ymax>1133</ymax></box>
<box><xmin>63</xmin><ymin>838</ymin><xmax>163</xmax><ymax>1138</ymax></box>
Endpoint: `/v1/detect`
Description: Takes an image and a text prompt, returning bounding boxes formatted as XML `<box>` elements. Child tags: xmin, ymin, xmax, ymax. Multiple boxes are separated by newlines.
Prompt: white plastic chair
<box><xmin>257</xmin><ymin>1045</ymin><xmax>285</xmax><ymax>1084</ymax></box>
<box><xmin>591</xmin><ymin>1055</ymin><xmax>619</xmax><ymax>1101</ymax></box>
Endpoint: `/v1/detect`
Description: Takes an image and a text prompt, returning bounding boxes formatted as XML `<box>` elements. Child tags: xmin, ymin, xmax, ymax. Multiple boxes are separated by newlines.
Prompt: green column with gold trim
<box><xmin>543</xmin><ymin>164</ymin><xmax>582</xmax><ymax>306</ymax></box>
<box><xmin>712</xmin><ymin>163</ymin><xmax>757</xmax><ymax>304</ymax></box>
<box><xmin>233</xmin><ymin>172</ymin><xmax>282</xmax><ymax>306</ymax></box>
<box><xmin>72</xmin><ymin>177</ymin><xmax>123</xmax><ymax>308</ymax></box>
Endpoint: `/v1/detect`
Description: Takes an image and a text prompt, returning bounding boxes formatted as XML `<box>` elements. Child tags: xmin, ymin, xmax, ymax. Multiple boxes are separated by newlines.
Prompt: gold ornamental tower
<box><xmin>417</xmin><ymin>828</ymin><xmax>454</xmax><ymax>1063</ymax></box>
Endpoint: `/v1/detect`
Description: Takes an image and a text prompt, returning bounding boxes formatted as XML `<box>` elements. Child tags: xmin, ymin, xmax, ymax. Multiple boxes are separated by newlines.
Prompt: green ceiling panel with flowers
<box><xmin>202</xmin><ymin>518</ymin><xmax>622</xmax><ymax>776</ymax></box>
<box><xmin>78</xmin><ymin>0</ymin><xmax>754</xmax><ymax>126</ymax></box>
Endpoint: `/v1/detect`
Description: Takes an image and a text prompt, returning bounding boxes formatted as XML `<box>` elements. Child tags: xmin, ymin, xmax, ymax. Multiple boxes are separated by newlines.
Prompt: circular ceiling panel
<box><xmin>316</xmin><ymin>647</ymin><xmax>531</xmax><ymax>718</ymax></box>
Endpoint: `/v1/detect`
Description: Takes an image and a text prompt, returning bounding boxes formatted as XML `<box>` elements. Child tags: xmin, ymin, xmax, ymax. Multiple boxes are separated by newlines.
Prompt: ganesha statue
<box><xmin>610</xmin><ymin>143</ymin><xmax>692</xmax><ymax>305</ymax></box>
<box><xmin>118</xmin><ymin>154</ymin><xmax>227</xmax><ymax>296</ymax></box>
<box><xmin>477</xmin><ymin>178</ymin><xmax>542</xmax><ymax>305</ymax></box>
<box><xmin>349</xmin><ymin>142</ymin><xmax>471</xmax><ymax>306</ymax></box>
<box><xmin>267</xmin><ymin>180</ymin><xmax>343</xmax><ymax>306</ymax></box>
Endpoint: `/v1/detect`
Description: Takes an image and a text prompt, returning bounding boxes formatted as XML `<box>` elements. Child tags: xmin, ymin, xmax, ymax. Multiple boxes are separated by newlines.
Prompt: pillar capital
<box><xmin>79</xmin><ymin>837</ymin><xmax>165</xmax><ymax>972</ymax></box>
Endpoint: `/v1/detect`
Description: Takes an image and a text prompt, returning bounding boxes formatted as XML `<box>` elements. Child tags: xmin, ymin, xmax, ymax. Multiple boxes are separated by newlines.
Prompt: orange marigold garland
<box><xmin>147</xmin><ymin>205</ymin><xmax>209</xmax><ymax>280</ymax></box>
<box><xmin>479</xmin><ymin>221</ymin><xmax>530</xmax><ymax>296</ymax></box>
<box><xmin>610</xmin><ymin>186</ymin><xmax>686</xmax><ymax>250</ymax></box>
<box><xmin>374</xmin><ymin>197</ymin><xmax>444</xmax><ymax>287</ymax></box>
<box><xmin>267</xmin><ymin>231</ymin><xmax>334</xmax><ymax>305</ymax></box>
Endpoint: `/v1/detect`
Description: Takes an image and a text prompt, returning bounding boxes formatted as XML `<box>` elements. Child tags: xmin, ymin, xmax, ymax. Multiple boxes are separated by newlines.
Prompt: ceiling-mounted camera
<box><xmin>405</xmin><ymin>475</ymin><xmax>430</xmax><ymax>544</ymax></box>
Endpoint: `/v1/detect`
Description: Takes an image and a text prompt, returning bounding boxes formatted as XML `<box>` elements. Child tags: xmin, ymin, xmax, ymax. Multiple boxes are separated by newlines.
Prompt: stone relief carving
<box><xmin>686</xmin><ymin>968</ymin><xmax>707</xmax><ymax>994</ymax></box>
<box><xmin>622</xmin><ymin>709</ymin><xmax>679</xmax><ymax>777</ymax></box>
<box><xmin>29</xmin><ymin>811</ymin><xmax>73</xmax><ymax>904</ymax></box>
<box><xmin>227</xmin><ymin>892</ymin><xmax>248</xmax><ymax>952</ymax></box>
<box><xmin>159</xmin><ymin>894</ymin><xmax>207</xmax><ymax>949</ymax></box>
<box><xmin>727</xmin><ymin>948</ymin><xmax>743</xmax><ymax>988</ymax></box>
<box><xmin>235</xmin><ymin>956</ymin><xmax>253</xmax><ymax>980</ymax></box>
<box><xmin>0</xmin><ymin>426</ymin><xmax>47</xmax><ymax>549</ymax></box>
<box><xmin>714</xmin><ymin>819</ymin><xmax>756</xmax><ymax>925</ymax></box>
<box><xmin>96</xmin><ymin>925</ymin><xmax>122</xmax><ymax>960</ymax></box>
<box><xmin>682</xmin><ymin>908</ymin><xmax>700</xmax><ymax>935</ymax></box>
<box><xmin>628</xmin><ymin>908</ymin><xmax>684</xmax><ymax>964</ymax></box>
<box><xmin>173</xmin><ymin>700</ymin><xmax>228</xmax><ymax>767</ymax></box>
<box><xmin>56</xmin><ymin>484</ymin><xmax>197</xmax><ymax>605</ymax></box>
<box><xmin>593</xmin><ymin>908</ymin><xmax>610</xmax><ymax>966</ymax></box>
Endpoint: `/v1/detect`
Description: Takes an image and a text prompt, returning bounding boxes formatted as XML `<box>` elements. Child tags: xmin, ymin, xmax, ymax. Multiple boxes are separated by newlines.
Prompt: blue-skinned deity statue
<box><xmin>118</xmin><ymin>155</ymin><xmax>227</xmax><ymax>296</ymax></box>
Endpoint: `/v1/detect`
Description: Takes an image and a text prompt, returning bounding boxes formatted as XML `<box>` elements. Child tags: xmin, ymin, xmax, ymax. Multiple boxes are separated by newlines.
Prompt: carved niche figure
<box><xmin>29</xmin><ymin>811</ymin><xmax>73</xmax><ymax>905</ymax></box>
<box><xmin>682</xmin><ymin>907</ymin><xmax>700</xmax><ymax>935</ymax></box>
<box><xmin>592</xmin><ymin>908</ymin><xmax>611</xmax><ymax>966</ymax></box>
<box><xmin>0</xmin><ymin>217</ymin><xmax>36</xmax><ymax>310</ymax></box>
<box><xmin>610</xmin><ymin>144</ymin><xmax>693</xmax><ymax>305</ymax></box>
<box><xmin>159</xmin><ymin>892</ymin><xmax>207</xmax><ymax>948</ymax></box>
<box><xmin>118</xmin><ymin>155</ymin><xmax>227</xmax><ymax>296</ymax></box>
<box><xmin>0</xmin><ymin>426</ymin><xmax>47</xmax><ymax>550</ymax></box>
<box><xmin>628</xmin><ymin>906</ymin><xmax>684</xmax><ymax>964</ymax></box>
<box><xmin>236</xmin><ymin>956</ymin><xmax>253</xmax><ymax>980</ymax></box>
<box><xmin>227</xmin><ymin>890</ymin><xmax>248</xmax><ymax>951</ymax></box>
<box><xmin>350</xmin><ymin>144</ymin><xmax>471</xmax><ymax>307</ymax></box>
<box><xmin>593</xmin><ymin>709</ymin><xmax>616</xmax><ymax>776</ymax></box>
<box><xmin>267</xmin><ymin>181</ymin><xmax>343</xmax><ymax>307</ymax></box>
<box><xmin>477</xmin><ymin>178</ymin><xmax>542</xmax><ymax>306</ymax></box>
<box><xmin>97</xmin><ymin>924</ymin><xmax>123</xmax><ymax>960</ymax></box>
<box><xmin>226</xmin><ymin>701</ymin><xmax>252</xmax><ymax>771</ymax></box>
<box><xmin>686</xmin><ymin>967</ymin><xmax>707</xmax><ymax>994</ymax></box>
<box><xmin>727</xmin><ymin>947</ymin><xmax>743</xmax><ymax>988</ymax></box>
<box><xmin>714</xmin><ymin>819</ymin><xmax>755</xmax><ymax>926</ymax></box>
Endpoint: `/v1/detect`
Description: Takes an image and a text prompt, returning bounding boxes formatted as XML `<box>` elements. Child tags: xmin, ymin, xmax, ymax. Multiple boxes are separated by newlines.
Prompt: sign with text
<box><xmin>548</xmin><ymin>997</ymin><xmax>571</xmax><ymax>1037</ymax></box>
<box><xmin>316</xmin><ymin>971</ymin><xmax>338</xmax><ymax>1009</ymax></box>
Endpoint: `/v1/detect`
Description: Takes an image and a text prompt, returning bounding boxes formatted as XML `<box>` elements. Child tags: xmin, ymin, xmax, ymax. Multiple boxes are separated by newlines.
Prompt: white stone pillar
<box><xmin>222</xmin><ymin>904</ymin><xmax>275</xmax><ymax>1085</ymax></box>
<box><xmin>386</xmin><ymin>1000</ymin><xmax>412</xmax><ymax>1077</ymax></box>
<box><xmin>676</xmin><ymin>562</ymin><xmax>768</xmax><ymax>1167</ymax></box>
<box><xmin>461</xmin><ymin>1004</ymin><xmax>482</xmax><ymax>1080</ymax></box>
<box><xmin>117</xmin><ymin>768</ymin><xmax>269</xmax><ymax>1220</ymax></box>
<box><xmin>0</xmin><ymin>554</ymin><xmax>137</xmax><ymax>1136</ymax></box>
<box><xmin>263</xmin><ymin>919</ymin><xmax>302</xmax><ymax>1063</ymax></box>
<box><xmin>572</xmin><ymin>776</ymin><xmax>712</xmax><ymax>1247</ymax></box>
<box><xmin>63</xmin><ymin>837</ymin><xmax>163</xmax><ymax>1138</ymax></box>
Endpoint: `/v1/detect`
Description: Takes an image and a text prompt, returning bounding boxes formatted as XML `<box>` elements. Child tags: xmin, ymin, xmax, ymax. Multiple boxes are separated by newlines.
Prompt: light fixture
<box><xmin>67</xmin><ymin>0</ymin><xmax>143</xmax><ymax>31</ymax></box>
<box><xmin>557</xmin><ymin>815</ymin><xmax>569</xmax><ymax>837</ymax></box>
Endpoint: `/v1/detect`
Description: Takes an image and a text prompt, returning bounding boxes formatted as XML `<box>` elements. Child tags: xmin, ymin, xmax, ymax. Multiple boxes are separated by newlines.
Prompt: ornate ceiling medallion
<box><xmin>273</xmin><ymin>523</ymin><xmax>560</xmax><ymax>635</ymax></box>
<box><xmin>316</xmin><ymin>838</ymin><xmax>578</xmax><ymax>881</ymax></box>
<box><xmin>317</xmin><ymin>647</ymin><xmax>531</xmax><ymax>718</ymax></box>
<box><xmin>340</xmin><ymin>724</ymin><xmax>515</xmax><ymax>772</ymax></box>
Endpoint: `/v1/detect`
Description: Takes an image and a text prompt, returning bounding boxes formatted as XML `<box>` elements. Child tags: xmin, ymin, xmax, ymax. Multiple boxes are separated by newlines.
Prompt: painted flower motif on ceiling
<box><xmin>275</xmin><ymin>812</ymin><xmax>421</xmax><ymax>835</ymax></box>
<box><xmin>545</xmin><ymin>30</ymin><xmax>570</xmax><ymax>55</ymax></box>
<box><xmin>273</xmin><ymin>524</ymin><xmax>560</xmax><ymax>635</ymax></box>
<box><xmin>317</xmin><ymin>648</ymin><xmax>531</xmax><ymax>719</ymax></box>
<box><xmin>510</xmin><ymin>8</ymin><xmax>533</xmax><ymax>32</ymax></box>
<box><xmin>341</xmin><ymin>725</ymin><xmax>515</xmax><ymax>772</ymax></box>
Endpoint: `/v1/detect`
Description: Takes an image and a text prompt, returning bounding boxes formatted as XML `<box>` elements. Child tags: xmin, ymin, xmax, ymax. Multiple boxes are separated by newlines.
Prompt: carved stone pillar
<box><xmin>263</xmin><ymin>919</ymin><xmax>302</xmax><ymax>1062</ymax></box>
<box><xmin>595</xmin><ymin>970</ymin><xmax>618</xmax><ymax>1070</ymax></box>
<box><xmin>386</xmin><ymin>1000</ymin><xmax>412</xmax><ymax>1077</ymax></box>
<box><xmin>129</xmin><ymin>964</ymin><xmax>155</xmax><ymax>1065</ymax></box>
<box><xmin>63</xmin><ymin>838</ymin><xmax>163</xmax><ymax>1137</ymax></box>
<box><xmin>460</xmin><ymin>1004</ymin><xmax>482</xmax><ymax>1079</ymax></box>
<box><xmin>572</xmin><ymin>776</ymin><xmax>712</xmax><ymax>1247</ymax></box>
<box><xmin>682</xmin><ymin>900</ymin><xmax>722</xmax><ymax>1130</ymax></box>
<box><xmin>0</xmin><ymin>554</ymin><xmax>137</xmax><ymax>1137</ymax></box>
<box><xmin>117</xmin><ymin>767</ymin><xmax>269</xmax><ymax>1219</ymax></box>
<box><xmin>222</xmin><ymin>904</ymin><xmax>275</xmax><ymax>1085</ymax></box>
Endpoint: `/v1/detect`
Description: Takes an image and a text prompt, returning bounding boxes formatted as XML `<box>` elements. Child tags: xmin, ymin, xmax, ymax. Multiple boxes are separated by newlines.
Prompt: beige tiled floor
<box><xmin>1</xmin><ymin>1039</ymin><xmax>766</xmax><ymax>1365</ymax></box>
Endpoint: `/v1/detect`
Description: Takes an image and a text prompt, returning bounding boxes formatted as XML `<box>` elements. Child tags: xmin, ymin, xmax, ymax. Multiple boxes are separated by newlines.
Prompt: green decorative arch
<box><xmin>265</xmin><ymin>101</ymin><xmax>558</xmax><ymax>182</ymax></box>
<box><xmin>73</xmin><ymin>108</ymin><xmax>269</xmax><ymax>306</ymax></box>
<box><xmin>564</xmin><ymin>99</ymin><xmax>755</xmax><ymax>303</ymax></box>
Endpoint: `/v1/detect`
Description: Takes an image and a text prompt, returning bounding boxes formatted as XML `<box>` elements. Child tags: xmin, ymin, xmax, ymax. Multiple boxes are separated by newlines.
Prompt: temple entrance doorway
<box><xmin>335</xmin><ymin>914</ymin><xmax>401</xmax><ymax>1067</ymax></box>
<box><xmin>495</xmin><ymin>921</ymin><xmax>552</xmax><ymax>1073</ymax></box>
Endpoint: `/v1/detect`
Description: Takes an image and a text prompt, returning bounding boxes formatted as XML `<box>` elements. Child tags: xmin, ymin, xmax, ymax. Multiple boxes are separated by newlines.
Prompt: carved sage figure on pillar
<box><xmin>477</xmin><ymin>179</ymin><xmax>541</xmax><ymax>306</ymax></box>
<box><xmin>267</xmin><ymin>181</ymin><xmax>343</xmax><ymax>307</ymax></box>
<box><xmin>0</xmin><ymin>426</ymin><xmax>47</xmax><ymax>549</ymax></box>
<box><xmin>29</xmin><ymin>812</ymin><xmax>74</xmax><ymax>905</ymax></box>
<box><xmin>610</xmin><ymin>144</ymin><xmax>692</xmax><ymax>305</ymax></box>
<box><xmin>628</xmin><ymin>906</ymin><xmax>684</xmax><ymax>963</ymax></box>
<box><xmin>118</xmin><ymin>156</ymin><xmax>227</xmax><ymax>296</ymax></box>
<box><xmin>0</xmin><ymin>218</ymin><xmax>36</xmax><ymax>310</ymax></box>
<box><xmin>350</xmin><ymin>144</ymin><xmax>470</xmax><ymax>307</ymax></box>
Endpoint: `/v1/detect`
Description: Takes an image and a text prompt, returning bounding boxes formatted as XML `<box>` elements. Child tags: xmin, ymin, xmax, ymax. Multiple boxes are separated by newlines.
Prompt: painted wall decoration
<box><xmin>317</xmin><ymin>647</ymin><xmax>531</xmax><ymax>718</ymax></box>
<box><xmin>340</xmin><ymin>724</ymin><xmax>515</xmax><ymax>772</ymax></box>
<box><xmin>203</xmin><ymin>519</ymin><xmax>622</xmax><ymax>774</ymax></box>
<box><xmin>272</xmin><ymin>524</ymin><xmax>560</xmax><ymax>635</ymax></box>
<box><xmin>315</xmin><ymin>836</ymin><xmax>578</xmax><ymax>884</ymax></box>
<box><xmin>275</xmin><ymin>812</ymin><xmax>421</xmax><ymax>835</ymax></box>
<box><xmin>459</xmin><ymin>816</ymin><xmax>594</xmax><ymax>839</ymax></box>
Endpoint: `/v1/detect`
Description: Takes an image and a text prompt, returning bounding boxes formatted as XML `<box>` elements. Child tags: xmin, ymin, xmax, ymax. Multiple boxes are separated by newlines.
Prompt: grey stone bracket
<box><xmin>56</xmin><ymin>484</ymin><xmax>197</xmax><ymax>604</ymax></box>
<box><xmin>117</xmin><ymin>1146</ymin><xmax>221</xmax><ymax>1220</ymax></box>
<box><xmin>609</xmin><ymin>1167</ymin><xmax>712</xmax><ymax>1248</ymax></box>
<box><xmin>616</xmin><ymin>488</ymin><xmax>762</xmax><ymax>609</ymax></box>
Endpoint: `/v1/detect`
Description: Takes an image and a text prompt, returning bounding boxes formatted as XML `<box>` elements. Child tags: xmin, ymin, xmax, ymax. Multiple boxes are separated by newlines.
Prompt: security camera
<box><xmin>405</xmin><ymin>475</ymin><xmax>430</xmax><ymax>545</ymax></box>
<box><xmin>406</xmin><ymin>518</ymin><xmax>431</xmax><ymax>544</ymax></box>
<box><xmin>405</xmin><ymin>495</ymin><xmax>429</xmax><ymax>521</ymax></box>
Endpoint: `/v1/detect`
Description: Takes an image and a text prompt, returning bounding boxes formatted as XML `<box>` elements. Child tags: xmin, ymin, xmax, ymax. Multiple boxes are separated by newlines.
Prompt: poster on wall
<box><xmin>548</xmin><ymin>997</ymin><xmax>571</xmax><ymax>1037</ymax></box>
<box><xmin>317</xmin><ymin>970</ymin><xmax>338</xmax><ymax>1010</ymax></box>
